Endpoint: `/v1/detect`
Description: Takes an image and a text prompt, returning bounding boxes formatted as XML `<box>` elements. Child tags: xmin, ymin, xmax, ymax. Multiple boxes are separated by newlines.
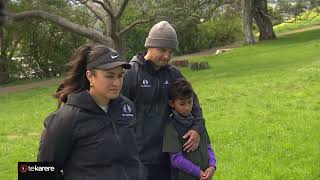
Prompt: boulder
<box><xmin>171</xmin><ymin>59</ymin><xmax>189</xmax><ymax>67</ymax></box>
<box><xmin>190</xmin><ymin>62</ymin><xmax>209</xmax><ymax>71</ymax></box>
<box><xmin>199</xmin><ymin>62</ymin><xmax>209</xmax><ymax>69</ymax></box>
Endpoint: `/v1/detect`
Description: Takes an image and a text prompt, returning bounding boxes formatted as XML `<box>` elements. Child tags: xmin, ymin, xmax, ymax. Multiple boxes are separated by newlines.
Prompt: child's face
<box><xmin>170</xmin><ymin>97</ymin><xmax>193</xmax><ymax>117</ymax></box>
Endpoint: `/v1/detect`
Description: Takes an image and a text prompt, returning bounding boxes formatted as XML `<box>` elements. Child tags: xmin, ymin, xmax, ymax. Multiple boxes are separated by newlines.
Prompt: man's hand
<box><xmin>200</xmin><ymin>166</ymin><xmax>215</xmax><ymax>180</ymax></box>
<box><xmin>183</xmin><ymin>130</ymin><xmax>200</xmax><ymax>152</ymax></box>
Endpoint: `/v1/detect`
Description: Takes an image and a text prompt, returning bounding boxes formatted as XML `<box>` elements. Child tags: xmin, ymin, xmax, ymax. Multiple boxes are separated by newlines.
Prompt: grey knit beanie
<box><xmin>144</xmin><ymin>21</ymin><xmax>178</xmax><ymax>50</ymax></box>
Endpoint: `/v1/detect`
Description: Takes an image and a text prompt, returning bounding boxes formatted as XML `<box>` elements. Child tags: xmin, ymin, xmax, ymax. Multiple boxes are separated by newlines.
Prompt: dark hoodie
<box><xmin>38</xmin><ymin>91</ymin><xmax>146</xmax><ymax>180</ymax></box>
<box><xmin>121</xmin><ymin>53</ymin><xmax>206</xmax><ymax>166</ymax></box>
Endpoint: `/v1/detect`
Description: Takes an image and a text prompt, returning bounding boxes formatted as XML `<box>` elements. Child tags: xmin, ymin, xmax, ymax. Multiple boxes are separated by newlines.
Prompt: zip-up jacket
<box><xmin>38</xmin><ymin>91</ymin><xmax>146</xmax><ymax>180</ymax></box>
<box><xmin>121</xmin><ymin>52</ymin><xmax>206</xmax><ymax>165</ymax></box>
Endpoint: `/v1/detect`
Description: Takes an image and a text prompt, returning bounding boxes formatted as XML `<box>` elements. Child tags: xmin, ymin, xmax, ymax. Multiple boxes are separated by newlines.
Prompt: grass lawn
<box><xmin>1</xmin><ymin>29</ymin><xmax>320</xmax><ymax>179</ymax></box>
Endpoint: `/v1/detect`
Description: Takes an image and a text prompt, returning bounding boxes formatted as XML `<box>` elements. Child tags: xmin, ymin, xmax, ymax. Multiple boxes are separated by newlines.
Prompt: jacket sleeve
<box><xmin>169</xmin><ymin>152</ymin><xmax>201</xmax><ymax>178</ymax></box>
<box><xmin>37</xmin><ymin>109</ymin><xmax>74</xmax><ymax>171</ymax></box>
<box><xmin>190</xmin><ymin>94</ymin><xmax>205</xmax><ymax>133</ymax></box>
<box><xmin>171</xmin><ymin>68</ymin><xmax>205</xmax><ymax>134</ymax></box>
<box><xmin>121</xmin><ymin>64</ymin><xmax>136</xmax><ymax>101</ymax></box>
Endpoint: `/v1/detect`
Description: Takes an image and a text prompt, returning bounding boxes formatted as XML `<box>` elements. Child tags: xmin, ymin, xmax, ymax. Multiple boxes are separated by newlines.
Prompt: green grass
<box><xmin>184</xmin><ymin>29</ymin><xmax>320</xmax><ymax>179</ymax></box>
<box><xmin>0</xmin><ymin>86</ymin><xmax>58</xmax><ymax>179</ymax></box>
<box><xmin>274</xmin><ymin>8</ymin><xmax>320</xmax><ymax>34</ymax></box>
<box><xmin>1</xmin><ymin>29</ymin><xmax>320</xmax><ymax>179</ymax></box>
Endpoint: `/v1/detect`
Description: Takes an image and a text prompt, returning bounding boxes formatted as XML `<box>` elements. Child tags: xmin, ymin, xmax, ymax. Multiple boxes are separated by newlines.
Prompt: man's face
<box><xmin>146</xmin><ymin>48</ymin><xmax>174</xmax><ymax>69</ymax></box>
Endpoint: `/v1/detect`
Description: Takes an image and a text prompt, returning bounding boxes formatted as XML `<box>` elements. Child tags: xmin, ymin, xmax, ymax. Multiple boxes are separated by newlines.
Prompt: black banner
<box><xmin>18</xmin><ymin>162</ymin><xmax>57</xmax><ymax>180</ymax></box>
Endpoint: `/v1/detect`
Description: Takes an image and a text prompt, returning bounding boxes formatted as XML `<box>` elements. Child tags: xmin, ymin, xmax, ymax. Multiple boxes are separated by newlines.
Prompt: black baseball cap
<box><xmin>86</xmin><ymin>51</ymin><xmax>131</xmax><ymax>70</ymax></box>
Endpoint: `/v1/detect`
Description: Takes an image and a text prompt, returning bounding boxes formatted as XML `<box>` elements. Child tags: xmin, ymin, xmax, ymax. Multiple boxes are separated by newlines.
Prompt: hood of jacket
<box><xmin>66</xmin><ymin>90</ymin><xmax>122</xmax><ymax>114</ymax></box>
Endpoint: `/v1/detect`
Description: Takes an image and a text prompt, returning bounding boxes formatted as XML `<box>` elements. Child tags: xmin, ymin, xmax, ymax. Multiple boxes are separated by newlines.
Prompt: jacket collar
<box><xmin>66</xmin><ymin>91</ymin><xmax>122</xmax><ymax>114</ymax></box>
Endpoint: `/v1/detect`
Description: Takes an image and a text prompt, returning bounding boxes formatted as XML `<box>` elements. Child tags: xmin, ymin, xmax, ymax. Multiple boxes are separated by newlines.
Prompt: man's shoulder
<box><xmin>167</xmin><ymin>64</ymin><xmax>179</xmax><ymax>71</ymax></box>
<box><xmin>165</xmin><ymin>64</ymin><xmax>183</xmax><ymax>79</ymax></box>
<box><xmin>129</xmin><ymin>52</ymin><xmax>145</xmax><ymax>64</ymax></box>
<box><xmin>126</xmin><ymin>55</ymin><xmax>143</xmax><ymax>73</ymax></box>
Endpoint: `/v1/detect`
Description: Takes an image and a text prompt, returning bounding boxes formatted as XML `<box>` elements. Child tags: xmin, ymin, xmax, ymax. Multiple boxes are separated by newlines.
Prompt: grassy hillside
<box><xmin>185</xmin><ymin>29</ymin><xmax>320</xmax><ymax>179</ymax></box>
<box><xmin>1</xmin><ymin>29</ymin><xmax>319</xmax><ymax>179</ymax></box>
<box><xmin>274</xmin><ymin>9</ymin><xmax>320</xmax><ymax>34</ymax></box>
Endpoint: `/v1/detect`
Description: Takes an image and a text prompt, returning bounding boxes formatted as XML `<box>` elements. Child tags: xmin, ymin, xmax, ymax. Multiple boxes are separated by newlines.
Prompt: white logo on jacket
<box><xmin>141</xmin><ymin>79</ymin><xmax>151</xmax><ymax>88</ymax></box>
<box><xmin>122</xmin><ymin>104</ymin><xmax>133</xmax><ymax>117</ymax></box>
<box><xmin>164</xmin><ymin>80</ymin><xmax>169</xmax><ymax>85</ymax></box>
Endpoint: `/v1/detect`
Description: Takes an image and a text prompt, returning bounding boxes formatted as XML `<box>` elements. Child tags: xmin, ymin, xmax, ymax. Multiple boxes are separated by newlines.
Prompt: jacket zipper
<box><xmin>122</xmin><ymin>167</ymin><xmax>129</xmax><ymax>180</ymax></box>
<box><xmin>106</xmin><ymin>112</ymin><xmax>120</xmax><ymax>142</ymax></box>
<box><xmin>105</xmin><ymin>112</ymin><xmax>129</xmax><ymax>180</ymax></box>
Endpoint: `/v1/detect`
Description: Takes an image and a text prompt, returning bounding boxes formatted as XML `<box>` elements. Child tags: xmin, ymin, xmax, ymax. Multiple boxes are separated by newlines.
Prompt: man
<box><xmin>121</xmin><ymin>21</ymin><xmax>206</xmax><ymax>180</ymax></box>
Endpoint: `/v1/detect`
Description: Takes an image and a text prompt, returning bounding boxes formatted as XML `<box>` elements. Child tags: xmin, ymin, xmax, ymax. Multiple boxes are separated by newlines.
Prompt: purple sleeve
<box><xmin>208</xmin><ymin>144</ymin><xmax>216</xmax><ymax>168</ymax></box>
<box><xmin>169</xmin><ymin>152</ymin><xmax>200</xmax><ymax>177</ymax></box>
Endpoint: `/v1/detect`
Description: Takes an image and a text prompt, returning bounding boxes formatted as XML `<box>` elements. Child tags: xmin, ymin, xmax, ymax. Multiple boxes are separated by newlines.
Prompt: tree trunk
<box><xmin>0</xmin><ymin>57</ymin><xmax>7</xmax><ymax>72</ymax></box>
<box><xmin>0</xmin><ymin>55</ymin><xmax>9</xmax><ymax>83</ymax></box>
<box><xmin>253</xmin><ymin>0</ymin><xmax>276</xmax><ymax>41</ymax></box>
<box><xmin>242</xmin><ymin>0</ymin><xmax>255</xmax><ymax>44</ymax></box>
<box><xmin>113</xmin><ymin>35</ymin><xmax>125</xmax><ymax>57</ymax></box>
<box><xmin>0</xmin><ymin>28</ymin><xmax>7</xmax><ymax>73</ymax></box>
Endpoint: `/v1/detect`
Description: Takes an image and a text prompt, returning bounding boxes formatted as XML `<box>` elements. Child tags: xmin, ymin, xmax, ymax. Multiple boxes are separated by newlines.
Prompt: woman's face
<box><xmin>87</xmin><ymin>66</ymin><xmax>124</xmax><ymax>104</ymax></box>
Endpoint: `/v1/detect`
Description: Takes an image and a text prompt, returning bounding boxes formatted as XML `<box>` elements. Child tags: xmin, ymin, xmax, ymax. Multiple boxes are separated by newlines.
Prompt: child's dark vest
<box><xmin>169</xmin><ymin>113</ymin><xmax>210</xmax><ymax>180</ymax></box>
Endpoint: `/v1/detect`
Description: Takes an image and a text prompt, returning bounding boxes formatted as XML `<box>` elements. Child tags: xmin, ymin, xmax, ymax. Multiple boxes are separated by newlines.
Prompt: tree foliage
<box><xmin>1</xmin><ymin>0</ymin><xmax>88</xmax><ymax>79</ymax></box>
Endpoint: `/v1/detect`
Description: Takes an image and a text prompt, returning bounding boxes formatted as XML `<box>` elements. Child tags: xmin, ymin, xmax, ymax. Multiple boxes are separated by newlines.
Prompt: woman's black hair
<box><xmin>54</xmin><ymin>44</ymin><xmax>113</xmax><ymax>108</ymax></box>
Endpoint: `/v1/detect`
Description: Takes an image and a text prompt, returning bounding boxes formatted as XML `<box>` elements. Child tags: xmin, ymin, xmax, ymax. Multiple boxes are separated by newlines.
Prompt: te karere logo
<box><xmin>18</xmin><ymin>162</ymin><xmax>56</xmax><ymax>180</ymax></box>
<box><xmin>19</xmin><ymin>163</ymin><xmax>55</xmax><ymax>173</ymax></box>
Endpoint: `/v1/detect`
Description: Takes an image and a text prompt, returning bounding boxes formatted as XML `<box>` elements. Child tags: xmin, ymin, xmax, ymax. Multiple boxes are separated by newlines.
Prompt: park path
<box><xmin>0</xmin><ymin>78</ymin><xmax>62</xmax><ymax>94</ymax></box>
<box><xmin>1</xmin><ymin>25</ymin><xmax>319</xmax><ymax>94</ymax></box>
<box><xmin>276</xmin><ymin>24</ymin><xmax>320</xmax><ymax>36</ymax></box>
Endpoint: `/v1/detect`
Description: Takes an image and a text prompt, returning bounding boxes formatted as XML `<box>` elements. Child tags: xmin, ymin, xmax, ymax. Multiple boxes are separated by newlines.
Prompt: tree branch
<box><xmin>119</xmin><ymin>19</ymin><xmax>151</xmax><ymax>36</ymax></box>
<box><xmin>92</xmin><ymin>0</ymin><xmax>115</xmax><ymax>18</ymax></box>
<box><xmin>116</xmin><ymin>0</ymin><xmax>130</xmax><ymax>19</ymax></box>
<box><xmin>9</xmin><ymin>10</ymin><xmax>113</xmax><ymax>46</ymax></box>
<box><xmin>104</xmin><ymin>0</ymin><xmax>115</xmax><ymax>11</ymax></box>
<box><xmin>82</xmin><ymin>1</ymin><xmax>107</xmax><ymax>23</ymax></box>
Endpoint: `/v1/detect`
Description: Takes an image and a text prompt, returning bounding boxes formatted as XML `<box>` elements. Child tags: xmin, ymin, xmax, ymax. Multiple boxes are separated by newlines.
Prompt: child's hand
<box><xmin>200</xmin><ymin>166</ymin><xmax>216</xmax><ymax>180</ymax></box>
<box><xmin>199</xmin><ymin>170</ymin><xmax>205</xmax><ymax>180</ymax></box>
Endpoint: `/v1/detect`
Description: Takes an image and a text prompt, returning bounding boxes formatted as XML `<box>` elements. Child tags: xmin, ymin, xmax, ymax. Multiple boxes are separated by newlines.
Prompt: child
<box><xmin>163</xmin><ymin>79</ymin><xmax>216</xmax><ymax>180</ymax></box>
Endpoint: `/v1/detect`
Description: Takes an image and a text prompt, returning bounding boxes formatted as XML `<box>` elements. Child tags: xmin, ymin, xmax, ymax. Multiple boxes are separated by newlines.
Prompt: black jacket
<box><xmin>121</xmin><ymin>52</ymin><xmax>205</xmax><ymax>165</ymax></box>
<box><xmin>38</xmin><ymin>91</ymin><xmax>146</xmax><ymax>180</ymax></box>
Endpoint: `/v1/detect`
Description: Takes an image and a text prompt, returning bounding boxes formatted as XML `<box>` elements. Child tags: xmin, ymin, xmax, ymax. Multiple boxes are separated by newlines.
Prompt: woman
<box><xmin>38</xmin><ymin>44</ymin><xmax>145</xmax><ymax>180</ymax></box>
